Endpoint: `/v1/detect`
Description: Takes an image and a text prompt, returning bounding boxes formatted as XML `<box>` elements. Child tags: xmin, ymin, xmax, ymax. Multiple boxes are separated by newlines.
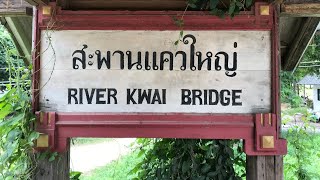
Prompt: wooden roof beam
<box><xmin>0</xmin><ymin>16</ymin><xmax>32</xmax><ymax>66</ymax></box>
<box><xmin>24</xmin><ymin>0</ymin><xmax>49</xmax><ymax>6</ymax></box>
<box><xmin>281</xmin><ymin>0</ymin><xmax>320</xmax><ymax>17</ymax></box>
<box><xmin>282</xmin><ymin>17</ymin><xmax>320</xmax><ymax>71</ymax></box>
<box><xmin>0</xmin><ymin>0</ymin><xmax>33</xmax><ymax>16</ymax></box>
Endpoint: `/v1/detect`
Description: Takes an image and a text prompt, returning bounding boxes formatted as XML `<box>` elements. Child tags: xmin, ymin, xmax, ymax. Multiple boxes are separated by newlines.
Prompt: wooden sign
<box><xmin>39</xmin><ymin>30</ymin><xmax>271</xmax><ymax>113</ymax></box>
<box><xmin>33</xmin><ymin>3</ymin><xmax>287</xmax><ymax>156</ymax></box>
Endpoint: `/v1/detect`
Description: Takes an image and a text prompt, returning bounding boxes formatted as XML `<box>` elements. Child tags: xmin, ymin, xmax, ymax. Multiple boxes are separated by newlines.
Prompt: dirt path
<box><xmin>70</xmin><ymin>138</ymin><xmax>136</xmax><ymax>173</ymax></box>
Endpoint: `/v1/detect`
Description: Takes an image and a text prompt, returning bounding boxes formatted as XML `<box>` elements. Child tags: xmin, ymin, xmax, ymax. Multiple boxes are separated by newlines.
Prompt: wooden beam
<box><xmin>0</xmin><ymin>0</ymin><xmax>33</xmax><ymax>16</ymax></box>
<box><xmin>0</xmin><ymin>7</ymin><xmax>32</xmax><ymax>16</ymax></box>
<box><xmin>285</xmin><ymin>0</ymin><xmax>320</xmax><ymax>3</ymax></box>
<box><xmin>0</xmin><ymin>16</ymin><xmax>32</xmax><ymax>66</ymax></box>
<box><xmin>60</xmin><ymin>0</ymin><xmax>187</xmax><ymax>10</ymax></box>
<box><xmin>24</xmin><ymin>0</ymin><xmax>49</xmax><ymax>6</ymax></box>
<box><xmin>281</xmin><ymin>2</ymin><xmax>320</xmax><ymax>17</ymax></box>
<box><xmin>282</xmin><ymin>17</ymin><xmax>320</xmax><ymax>71</ymax></box>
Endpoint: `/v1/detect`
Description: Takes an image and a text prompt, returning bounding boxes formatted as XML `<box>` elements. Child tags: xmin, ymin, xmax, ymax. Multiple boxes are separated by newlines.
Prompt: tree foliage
<box><xmin>0</xmin><ymin>26</ymin><xmax>15</xmax><ymax>83</ymax></box>
<box><xmin>131</xmin><ymin>139</ymin><xmax>246</xmax><ymax>180</ymax></box>
<box><xmin>0</xmin><ymin>26</ymin><xmax>25</xmax><ymax>91</ymax></box>
<box><xmin>0</xmin><ymin>25</ymin><xmax>38</xmax><ymax>179</ymax></box>
<box><xmin>187</xmin><ymin>0</ymin><xmax>253</xmax><ymax>17</ymax></box>
<box><xmin>297</xmin><ymin>34</ymin><xmax>320</xmax><ymax>75</ymax></box>
<box><xmin>282</xmin><ymin>112</ymin><xmax>319</xmax><ymax>179</ymax></box>
<box><xmin>280</xmin><ymin>71</ymin><xmax>303</xmax><ymax>107</ymax></box>
<box><xmin>281</xmin><ymin>33</ymin><xmax>320</xmax><ymax>107</ymax></box>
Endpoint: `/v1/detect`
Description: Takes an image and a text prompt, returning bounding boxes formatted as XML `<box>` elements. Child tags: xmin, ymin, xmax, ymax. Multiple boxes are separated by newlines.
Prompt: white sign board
<box><xmin>39</xmin><ymin>30</ymin><xmax>271</xmax><ymax>113</ymax></box>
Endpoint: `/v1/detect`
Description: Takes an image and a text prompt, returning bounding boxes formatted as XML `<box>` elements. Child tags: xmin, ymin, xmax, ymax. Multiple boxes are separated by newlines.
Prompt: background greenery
<box><xmin>0</xmin><ymin>25</ymin><xmax>38</xmax><ymax>179</ymax></box>
<box><xmin>71</xmin><ymin>138</ymin><xmax>114</xmax><ymax>146</ymax></box>
<box><xmin>281</xmin><ymin>34</ymin><xmax>320</xmax><ymax>108</ymax></box>
<box><xmin>282</xmin><ymin>106</ymin><xmax>320</xmax><ymax>179</ymax></box>
<box><xmin>0</xmin><ymin>26</ymin><xmax>15</xmax><ymax>86</ymax></box>
<box><xmin>80</xmin><ymin>151</ymin><xmax>141</xmax><ymax>180</ymax></box>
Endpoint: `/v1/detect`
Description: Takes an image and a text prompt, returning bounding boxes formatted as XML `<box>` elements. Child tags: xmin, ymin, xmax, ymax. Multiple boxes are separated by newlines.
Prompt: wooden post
<box><xmin>246</xmin><ymin>4</ymin><xmax>284</xmax><ymax>180</ymax></box>
<box><xmin>33</xmin><ymin>140</ymin><xmax>70</xmax><ymax>180</ymax></box>
<box><xmin>246</xmin><ymin>156</ymin><xmax>283</xmax><ymax>180</ymax></box>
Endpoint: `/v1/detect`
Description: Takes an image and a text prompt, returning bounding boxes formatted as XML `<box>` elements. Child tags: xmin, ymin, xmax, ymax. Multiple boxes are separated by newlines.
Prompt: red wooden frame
<box><xmin>32</xmin><ymin>2</ymin><xmax>286</xmax><ymax>155</ymax></box>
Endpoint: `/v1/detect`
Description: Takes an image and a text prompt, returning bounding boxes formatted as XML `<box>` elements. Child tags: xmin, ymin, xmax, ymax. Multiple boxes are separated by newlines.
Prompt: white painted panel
<box><xmin>39</xmin><ymin>30</ymin><xmax>271</xmax><ymax>113</ymax></box>
<box><xmin>313</xmin><ymin>86</ymin><xmax>320</xmax><ymax>112</ymax></box>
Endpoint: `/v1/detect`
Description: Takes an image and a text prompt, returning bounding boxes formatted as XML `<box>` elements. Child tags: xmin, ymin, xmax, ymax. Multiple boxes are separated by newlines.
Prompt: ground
<box><xmin>70</xmin><ymin>138</ymin><xmax>135</xmax><ymax>173</ymax></box>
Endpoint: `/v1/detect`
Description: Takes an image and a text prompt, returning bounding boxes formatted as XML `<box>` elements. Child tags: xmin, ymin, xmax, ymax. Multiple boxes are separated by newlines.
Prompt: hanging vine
<box><xmin>187</xmin><ymin>0</ymin><xmax>253</xmax><ymax>17</ymax></box>
<box><xmin>173</xmin><ymin>0</ymin><xmax>255</xmax><ymax>45</ymax></box>
<box><xmin>0</xmin><ymin>26</ymin><xmax>37</xmax><ymax>179</ymax></box>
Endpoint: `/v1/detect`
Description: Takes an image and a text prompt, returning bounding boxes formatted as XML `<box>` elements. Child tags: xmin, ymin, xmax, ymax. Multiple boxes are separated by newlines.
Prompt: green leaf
<box><xmin>174</xmin><ymin>40</ymin><xmax>179</xmax><ymax>46</ymax></box>
<box><xmin>218</xmin><ymin>156</ymin><xmax>223</xmax><ymax>165</ymax></box>
<box><xmin>70</xmin><ymin>171</ymin><xmax>82</xmax><ymax>180</ymax></box>
<box><xmin>205</xmin><ymin>141</ymin><xmax>213</xmax><ymax>146</ymax></box>
<box><xmin>38</xmin><ymin>151</ymin><xmax>49</xmax><ymax>160</ymax></box>
<box><xmin>0</xmin><ymin>103</ymin><xmax>12</xmax><ymax>119</ymax></box>
<box><xmin>245</xmin><ymin>0</ymin><xmax>253</xmax><ymax>8</ymax></box>
<box><xmin>209</xmin><ymin>0</ymin><xmax>219</xmax><ymax>9</ymax></box>
<box><xmin>7</xmin><ymin>129</ymin><xmax>21</xmax><ymax>142</ymax></box>
<box><xmin>0</xmin><ymin>113</ymin><xmax>24</xmax><ymax>127</ymax></box>
<box><xmin>236</xmin><ymin>1</ymin><xmax>244</xmax><ymax>8</ymax></box>
<box><xmin>207</xmin><ymin>171</ymin><xmax>219</xmax><ymax>177</ymax></box>
<box><xmin>228</xmin><ymin>0</ymin><xmax>236</xmax><ymax>15</ymax></box>
<box><xmin>188</xmin><ymin>3</ymin><xmax>197</xmax><ymax>8</ymax></box>
<box><xmin>178</xmin><ymin>20</ymin><xmax>184</xmax><ymax>27</ymax></box>
<box><xmin>233</xmin><ymin>5</ymin><xmax>241</xmax><ymax>17</ymax></box>
<box><xmin>0</xmin><ymin>88</ymin><xmax>16</xmax><ymax>102</ymax></box>
<box><xmin>182</xmin><ymin>160</ymin><xmax>190</xmax><ymax>174</ymax></box>
<box><xmin>200</xmin><ymin>145</ymin><xmax>209</xmax><ymax>151</ymax></box>
<box><xmin>0</xmin><ymin>101</ymin><xmax>6</xmax><ymax>109</ymax></box>
<box><xmin>49</xmin><ymin>152</ymin><xmax>58</xmax><ymax>162</ymax></box>
<box><xmin>201</xmin><ymin>164</ymin><xmax>211</xmax><ymax>173</ymax></box>
<box><xmin>210</xmin><ymin>9</ymin><xmax>225</xmax><ymax>18</ymax></box>
<box><xmin>180</xmin><ymin>30</ymin><xmax>184</xmax><ymax>37</ymax></box>
<box><xmin>49</xmin><ymin>155</ymin><xmax>55</xmax><ymax>162</ymax></box>
<box><xmin>137</xmin><ymin>149</ymin><xmax>146</xmax><ymax>157</ymax></box>
<box><xmin>129</xmin><ymin>162</ymin><xmax>143</xmax><ymax>175</ymax></box>
<box><xmin>1</xmin><ymin>141</ymin><xmax>19</xmax><ymax>162</ymax></box>
<box><xmin>28</xmin><ymin>131</ymin><xmax>40</xmax><ymax>142</ymax></box>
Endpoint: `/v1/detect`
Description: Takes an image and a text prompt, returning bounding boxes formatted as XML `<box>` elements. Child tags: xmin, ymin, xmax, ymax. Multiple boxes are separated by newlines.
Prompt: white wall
<box><xmin>313</xmin><ymin>85</ymin><xmax>320</xmax><ymax>111</ymax></box>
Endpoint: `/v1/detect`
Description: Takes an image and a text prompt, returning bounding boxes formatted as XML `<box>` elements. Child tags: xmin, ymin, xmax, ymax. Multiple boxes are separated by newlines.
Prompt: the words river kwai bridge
<box><xmin>1</xmin><ymin>0</ymin><xmax>320</xmax><ymax>179</ymax></box>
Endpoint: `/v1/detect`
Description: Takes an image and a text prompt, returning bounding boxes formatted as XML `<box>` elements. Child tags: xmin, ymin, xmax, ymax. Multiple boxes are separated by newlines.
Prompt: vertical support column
<box><xmin>246</xmin><ymin>156</ymin><xmax>283</xmax><ymax>180</ymax></box>
<box><xmin>246</xmin><ymin>3</ymin><xmax>284</xmax><ymax>180</ymax></box>
<box><xmin>33</xmin><ymin>140</ymin><xmax>70</xmax><ymax>180</ymax></box>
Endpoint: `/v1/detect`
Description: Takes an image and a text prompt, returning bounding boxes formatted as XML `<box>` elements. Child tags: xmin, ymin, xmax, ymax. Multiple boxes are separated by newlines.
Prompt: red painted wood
<box><xmin>31</xmin><ymin>8</ymin><xmax>40</xmax><ymax>113</ymax></box>
<box><xmin>36</xmin><ymin>2</ymin><xmax>273</xmax><ymax>31</ymax></box>
<box><xmin>39</xmin><ymin>15</ymin><xmax>273</xmax><ymax>30</ymax></box>
<box><xmin>34</xmin><ymin>112</ymin><xmax>286</xmax><ymax>155</ymax></box>
<box><xmin>33</xmin><ymin>2</ymin><xmax>287</xmax><ymax>155</ymax></box>
<box><xmin>272</xmin><ymin>4</ymin><xmax>282</xmax><ymax>139</ymax></box>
